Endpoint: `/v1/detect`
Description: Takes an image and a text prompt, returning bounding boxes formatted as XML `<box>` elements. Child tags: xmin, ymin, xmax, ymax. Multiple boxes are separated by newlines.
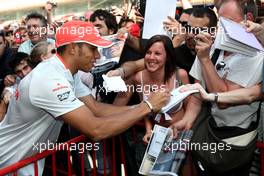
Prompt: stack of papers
<box><xmin>102</xmin><ymin>74</ymin><xmax>127</xmax><ymax>92</ymax></box>
<box><xmin>215</xmin><ymin>17</ymin><xmax>264</xmax><ymax>56</ymax></box>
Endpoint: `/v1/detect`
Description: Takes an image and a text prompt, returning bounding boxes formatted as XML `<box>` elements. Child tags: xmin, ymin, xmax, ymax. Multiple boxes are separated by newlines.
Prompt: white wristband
<box><xmin>143</xmin><ymin>100</ymin><xmax>154</xmax><ymax>116</ymax></box>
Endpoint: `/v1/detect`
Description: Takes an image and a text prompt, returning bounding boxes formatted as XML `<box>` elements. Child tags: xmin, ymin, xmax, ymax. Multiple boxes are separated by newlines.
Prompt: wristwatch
<box><xmin>213</xmin><ymin>93</ymin><xmax>218</xmax><ymax>103</ymax></box>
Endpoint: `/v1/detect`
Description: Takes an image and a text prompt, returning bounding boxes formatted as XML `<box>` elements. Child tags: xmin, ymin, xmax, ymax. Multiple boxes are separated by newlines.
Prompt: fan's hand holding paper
<box><xmin>215</xmin><ymin>17</ymin><xmax>264</xmax><ymax>56</ymax></box>
<box><xmin>102</xmin><ymin>74</ymin><xmax>127</xmax><ymax>92</ymax></box>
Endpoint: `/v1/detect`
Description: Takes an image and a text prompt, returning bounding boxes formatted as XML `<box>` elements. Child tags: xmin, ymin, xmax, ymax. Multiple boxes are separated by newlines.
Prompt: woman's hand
<box><xmin>170</xmin><ymin>117</ymin><xmax>193</xmax><ymax>138</ymax></box>
<box><xmin>143</xmin><ymin>131</ymin><xmax>152</xmax><ymax>144</ymax></box>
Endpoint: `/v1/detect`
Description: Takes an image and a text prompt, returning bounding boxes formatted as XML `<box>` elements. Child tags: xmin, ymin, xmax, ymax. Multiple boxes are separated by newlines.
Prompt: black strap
<box><xmin>256</xmin><ymin>101</ymin><xmax>262</xmax><ymax>126</ymax></box>
<box><xmin>204</xmin><ymin>49</ymin><xmax>221</xmax><ymax>93</ymax></box>
<box><xmin>175</xmin><ymin>67</ymin><xmax>183</xmax><ymax>87</ymax></box>
<box><xmin>211</xmin><ymin>49</ymin><xmax>221</xmax><ymax>65</ymax></box>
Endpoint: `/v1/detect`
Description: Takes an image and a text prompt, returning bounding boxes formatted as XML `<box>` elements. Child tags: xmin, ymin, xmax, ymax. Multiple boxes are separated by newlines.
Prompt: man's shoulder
<box><xmin>18</xmin><ymin>40</ymin><xmax>31</xmax><ymax>54</ymax></box>
<box><xmin>28</xmin><ymin>59</ymin><xmax>71</xmax><ymax>99</ymax></box>
<box><xmin>32</xmin><ymin>57</ymin><xmax>63</xmax><ymax>79</ymax></box>
<box><xmin>19</xmin><ymin>40</ymin><xmax>31</xmax><ymax>47</ymax></box>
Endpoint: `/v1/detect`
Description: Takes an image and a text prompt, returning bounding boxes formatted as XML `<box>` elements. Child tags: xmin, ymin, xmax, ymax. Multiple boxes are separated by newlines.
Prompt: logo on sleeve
<box><xmin>15</xmin><ymin>88</ymin><xmax>20</xmax><ymax>101</ymax></box>
<box><xmin>57</xmin><ymin>91</ymin><xmax>70</xmax><ymax>101</ymax></box>
<box><xmin>52</xmin><ymin>83</ymin><xmax>69</xmax><ymax>92</ymax></box>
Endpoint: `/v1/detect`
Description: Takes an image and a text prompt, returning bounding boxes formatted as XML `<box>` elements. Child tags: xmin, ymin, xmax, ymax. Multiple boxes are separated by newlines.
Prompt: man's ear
<box><xmin>68</xmin><ymin>43</ymin><xmax>77</xmax><ymax>55</ymax></box>
<box><xmin>40</xmin><ymin>53</ymin><xmax>46</xmax><ymax>61</ymax></box>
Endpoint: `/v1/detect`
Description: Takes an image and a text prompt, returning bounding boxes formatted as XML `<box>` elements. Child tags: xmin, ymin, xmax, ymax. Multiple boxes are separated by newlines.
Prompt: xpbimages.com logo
<box><xmin>99</xmin><ymin>84</ymin><xmax>167</xmax><ymax>95</ymax></box>
<box><xmin>33</xmin><ymin>140</ymin><xmax>100</xmax><ymax>153</ymax></box>
<box><xmin>30</xmin><ymin>22</ymin><xmax>231</xmax><ymax>39</ymax></box>
<box><xmin>163</xmin><ymin>24</ymin><xmax>234</xmax><ymax>39</ymax></box>
<box><xmin>30</xmin><ymin>24</ymin><xmax>100</xmax><ymax>38</ymax></box>
<box><xmin>163</xmin><ymin>140</ymin><xmax>232</xmax><ymax>154</ymax></box>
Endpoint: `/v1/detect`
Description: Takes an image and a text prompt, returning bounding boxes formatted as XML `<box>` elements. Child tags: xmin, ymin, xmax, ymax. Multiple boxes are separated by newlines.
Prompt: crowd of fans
<box><xmin>0</xmin><ymin>0</ymin><xmax>264</xmax><ymax>176</ymax></box>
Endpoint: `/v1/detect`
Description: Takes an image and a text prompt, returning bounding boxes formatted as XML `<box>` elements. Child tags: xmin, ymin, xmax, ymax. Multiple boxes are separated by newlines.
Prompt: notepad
<box><xmin>215</xmin><ymin>17</ymin><xmax>264</xmax><ymax>56</ymax></box>
<box><xmin>160</xmin><ymin>86</ymin><xmax>198</xmax><ymax>113</ymax></box>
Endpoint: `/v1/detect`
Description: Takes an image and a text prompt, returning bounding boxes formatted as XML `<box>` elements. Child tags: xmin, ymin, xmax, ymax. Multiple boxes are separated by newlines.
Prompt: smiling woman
<box><xmin>113</xmin><ymin>34</ymin><xmax>191</xmax><ymax>144</ymax></box>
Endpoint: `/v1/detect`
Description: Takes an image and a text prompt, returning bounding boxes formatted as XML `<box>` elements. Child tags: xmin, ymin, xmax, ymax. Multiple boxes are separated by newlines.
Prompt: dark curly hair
<box><xmin>0</xmin><ymin>30</ymin><xmax>6</xmax><ymax>43</ymax></box>
<box><xmin>9</xmin><ymin>52</ymin><xmax>31</xmax><ymax>71</ymax></box>
<box><xmin>89</xmin><ymin>9</ymin><xmax>118</xmax><ymax>34</ymax></box>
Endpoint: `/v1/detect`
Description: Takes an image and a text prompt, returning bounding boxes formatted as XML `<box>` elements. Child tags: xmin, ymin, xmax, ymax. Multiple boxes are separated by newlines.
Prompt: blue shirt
<box><xmin>18</xmin><ymin>38</ymin><xmax>55</xmax><ymax>55</ymax></box>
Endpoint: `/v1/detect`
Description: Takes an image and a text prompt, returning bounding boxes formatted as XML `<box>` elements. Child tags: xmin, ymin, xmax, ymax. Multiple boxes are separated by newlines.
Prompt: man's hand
<box><xmin>129</xmin><ymin>6</ymin><xmax>144</xmax><ymax>24</ymax></box>
<box><xmin>106</xmin><ymin>68</ymin><xmax>124</xmax><ymax>78</ymax></box>
<box><xmin>195</xmin><ymin>32</ymin><xmax>213</xmax><ymax>61</ymax></box>
<box><xmin>163</xmin><ymin>16</ymin><xmax>185</xmax><ymax>37</ymax></box>
<box><xmin>163</xmin><ymin>16</ymin><xmax>181</xmax><ymax>33</ymax></box>
<box><xmin>111</xmin><ymin>6</ymin><xmax>125</xmax><ymax>17</ymax></box>
<box><xmin>163</xmin><ymin>16</ymin><xmax>186</xmax><ymax>47</ymax></box>
<box><xmin>242</xmin><ymin>20</ymin><xmax>264</xmax><ymax>46</ymax></box>
<box><xmin>244</xmin><ymin>21</ymin><xmax>264</xmax><ymax>35</ymax></box>
<box><xmin>147</xmin><ymin>89</ymin><xmax>170</xmax><ymax>113</ymax></box>
<box><xmin>4</xmin><ymin>75</ymin><xmax>16</xmax><ymax>87</ymax></box>
<box><xmin>116</xmin><ymin>27</ymin><xmax>129</xmax><ymax>40</ymax></box>
<box><xmin>180</xmin><ymin>83</ymin><xmax>213</xmax><ymax>101</ymax></box>
<box><xmin>45</xmin><ymin>1</ymin><xmax>53</xmax><ymax>14</ymax></box>
<box><xmin>2</xmin><ymin>90</ymin><xmax>12</xmax><ymax>105</ymax></box>
<box><xmin>170</xmin><ymin>117</ymin><xmax>193</xmax><ymax>138</ymax></box>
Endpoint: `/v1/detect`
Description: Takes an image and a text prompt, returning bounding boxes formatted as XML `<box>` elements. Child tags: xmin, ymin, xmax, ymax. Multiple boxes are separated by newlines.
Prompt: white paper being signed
<box><xmin>102</xmin><ymin>74</ymin><xmax>127</xmax><ymax>92</ymax></box>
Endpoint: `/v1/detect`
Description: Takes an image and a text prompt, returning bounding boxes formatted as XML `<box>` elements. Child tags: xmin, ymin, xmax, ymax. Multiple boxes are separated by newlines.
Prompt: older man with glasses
<box><xmin>18</xmin><ymin>12</ymin><xmax>55</xmax><ymax>55</ymax></box>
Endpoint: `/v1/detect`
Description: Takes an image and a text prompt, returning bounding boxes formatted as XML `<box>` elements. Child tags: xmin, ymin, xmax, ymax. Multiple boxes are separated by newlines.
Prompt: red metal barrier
<box><xmin>0</xmin><ymin>135</ymin><xmax>127</xmax><ymax>176</ymax></box>
<box><xmin>256</xmin><ymin>141</ymin><xmax>264</xmax><ymax>176</ymax></box>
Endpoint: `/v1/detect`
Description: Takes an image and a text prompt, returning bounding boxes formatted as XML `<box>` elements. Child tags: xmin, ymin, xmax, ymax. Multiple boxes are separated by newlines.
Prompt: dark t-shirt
<box><xmin>119</xmin><ymin>43</ymin><xmax>143</xmax><ymax>66</ymax></box>
<box><xmin>174</xmin><ymin>44</ymin><xmax>195</xmax><ymax>73</ymax></box>
<box><xmin>0</xmin><ymin>47</ymin><xmax>14</xmax><ymax>94</ymax></box>
<box><xmin>174</xmin><ymin>44</ymin><xmax>196</xmax><ymax>83</ymax></box>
